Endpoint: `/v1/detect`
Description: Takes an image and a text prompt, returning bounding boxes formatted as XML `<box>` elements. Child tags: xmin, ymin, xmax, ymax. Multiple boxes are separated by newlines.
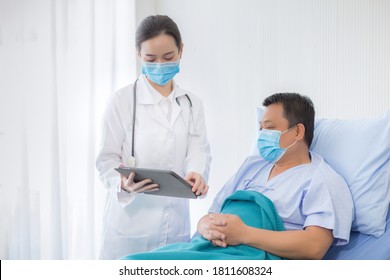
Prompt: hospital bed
<box><xmin>253</xmin><ymin>109</ymin><xmax>390</xmax><ymax>260</ymax></box>
<box><xmin>324</xmin><ymin>211</ymin><xmax>390</xmax><ymax>259</ymax></box>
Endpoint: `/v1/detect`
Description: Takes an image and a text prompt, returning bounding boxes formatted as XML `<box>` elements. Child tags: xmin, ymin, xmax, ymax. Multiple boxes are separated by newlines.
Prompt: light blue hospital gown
<box><xmin>209</xmin><ymin>152</ymin><xmax>354</xmax><ymax>246</ymax></box>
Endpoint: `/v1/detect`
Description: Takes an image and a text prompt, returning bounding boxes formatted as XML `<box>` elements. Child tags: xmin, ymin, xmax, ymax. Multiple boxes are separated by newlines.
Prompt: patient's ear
<box><xmin>295</xmin><ymin>123</ymin><xmax>306</xmax><ymax>141</ymax></box>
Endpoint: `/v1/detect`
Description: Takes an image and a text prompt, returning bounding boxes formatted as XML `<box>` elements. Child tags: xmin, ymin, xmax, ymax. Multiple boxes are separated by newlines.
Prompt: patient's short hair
<box><xmin>263</xmin><ymin>93</ymin><xmax>315</xmax><ymax>147</ymax></box>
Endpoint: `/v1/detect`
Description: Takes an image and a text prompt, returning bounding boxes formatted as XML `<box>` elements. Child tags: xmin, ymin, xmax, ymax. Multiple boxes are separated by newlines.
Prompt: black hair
<box><xmin>136</xmin><ymin>15</ymin><xmax>182</xmax><ymax>51</ymax></box>
<box><xmin>263</xmin><ymin>93</ymin><xmax>315</xmax><ymax>147</ymax></box>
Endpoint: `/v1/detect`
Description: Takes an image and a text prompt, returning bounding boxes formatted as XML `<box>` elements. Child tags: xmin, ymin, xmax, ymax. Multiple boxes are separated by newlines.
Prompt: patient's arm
<box><xmin>207</xmin><ymin>214</ymin><xmax>334</xmax><ymax>260</ymax></box>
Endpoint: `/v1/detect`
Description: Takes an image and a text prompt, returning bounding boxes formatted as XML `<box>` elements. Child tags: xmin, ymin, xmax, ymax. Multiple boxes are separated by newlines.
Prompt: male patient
<box><xmin>199</xmin><ymin>93</ymin><xmax>353</xmax><ymax>259</ymax></box>
<box><xmin>122</xmin><ymin>93</ymin><xmax>354</xmax><ymax>260</ymax></box>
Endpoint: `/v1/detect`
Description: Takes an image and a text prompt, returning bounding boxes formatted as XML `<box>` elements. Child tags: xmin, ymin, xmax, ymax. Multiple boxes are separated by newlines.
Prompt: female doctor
<box><xmin>96</xmin><ymin>15</ymin><xmax>211</xmax><ymax>259</ymax></box>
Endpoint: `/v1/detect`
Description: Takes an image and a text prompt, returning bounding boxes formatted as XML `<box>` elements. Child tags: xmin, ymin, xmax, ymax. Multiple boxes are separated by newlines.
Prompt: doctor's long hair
<box><xmin>135</xmin><ymin>15</ymin><xmax>182</xmax><ymax>51</ymax></box>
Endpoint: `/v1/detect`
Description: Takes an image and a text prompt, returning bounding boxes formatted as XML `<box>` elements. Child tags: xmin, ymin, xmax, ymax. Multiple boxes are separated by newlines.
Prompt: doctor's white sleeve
<box><xmin>184</xmin><ymin>100</ymin><xmax>212</xmax><ymax>182</ymax></box>
<box><xmin>95</xmin><ymin>94</ymin><xmax>135</xmax><ymax>206</ymax></box>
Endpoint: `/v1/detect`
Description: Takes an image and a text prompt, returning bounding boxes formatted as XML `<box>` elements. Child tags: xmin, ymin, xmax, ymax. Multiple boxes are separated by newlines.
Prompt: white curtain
<box><xmin>0</xmin><ymin>0</ymin><xmax>136</xmax><ymax>259</ymax></box>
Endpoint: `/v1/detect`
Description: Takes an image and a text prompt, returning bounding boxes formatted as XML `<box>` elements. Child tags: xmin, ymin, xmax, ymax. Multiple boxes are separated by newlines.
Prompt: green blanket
<box><xmin>121</xmin><ymin>190</ymin><xmax>284</xmax><ymax>260</ymax></box>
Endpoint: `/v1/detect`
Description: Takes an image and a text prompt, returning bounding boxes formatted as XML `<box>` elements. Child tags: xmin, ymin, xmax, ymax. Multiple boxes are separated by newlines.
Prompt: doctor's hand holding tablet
<box><xmin>95</xmin><ymin>15</ymin><xmax>211</xmax><ymax>259</ymax></box>
<box><xmin>117</xmin><ymin>165</ymin><xmax>208</xmax><ymax>198</ymax></box>
<box><xmin>118</xmin><ymin>164</ymin><xmax>160</xmax><ymax>194</ymax></box>
<box><xmin>120</xmin><ymin>169</ymin><xmax>208</xmax><ymax>197</ymax></box>
<box><xmin>185</xmin><ymin>171</ymin><xmax>209</xmax><ymax>196</ymax></box>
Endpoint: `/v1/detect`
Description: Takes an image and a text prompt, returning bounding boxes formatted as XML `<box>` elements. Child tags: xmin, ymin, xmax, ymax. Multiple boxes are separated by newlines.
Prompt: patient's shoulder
<box><xmin>310</xmin><ymin>152</ymin><xmax>349</xmax><ymax>187</ymax></box>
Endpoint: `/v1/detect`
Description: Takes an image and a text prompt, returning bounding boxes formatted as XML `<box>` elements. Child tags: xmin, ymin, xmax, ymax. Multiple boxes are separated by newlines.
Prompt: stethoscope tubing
<box><xmin>131</xmin><ymin>79</ymin><xmax>193</xmax><ymax>158</ymax></box>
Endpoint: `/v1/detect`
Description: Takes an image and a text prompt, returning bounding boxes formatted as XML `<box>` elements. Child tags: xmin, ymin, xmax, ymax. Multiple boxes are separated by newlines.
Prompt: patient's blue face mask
<box><xmin>141</xmin><ymin>60</ymin><xmax>180</xmax><ymax>86</ymax></box>
<box><xmin>257</xmin><ymin>126</ymin><xmax>297</xmax><ymax>163</ymax></box>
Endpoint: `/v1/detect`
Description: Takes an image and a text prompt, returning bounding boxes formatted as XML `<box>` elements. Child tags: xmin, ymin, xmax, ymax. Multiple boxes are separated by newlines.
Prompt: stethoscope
<box><xmin>129</xmin><ymin>78</ymin><xmax>197</xmax><ymax>166</ymax></box>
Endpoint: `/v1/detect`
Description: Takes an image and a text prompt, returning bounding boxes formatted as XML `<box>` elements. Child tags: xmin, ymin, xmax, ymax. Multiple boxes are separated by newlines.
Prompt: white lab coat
<box><xmin>96</xmin><ymin>75</ymin><xmax>211</xmax><ymax>259</ymax></box>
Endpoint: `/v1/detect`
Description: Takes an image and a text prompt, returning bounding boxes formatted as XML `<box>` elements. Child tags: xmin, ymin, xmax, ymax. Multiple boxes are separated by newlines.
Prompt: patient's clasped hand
<box><xmin>122</xmin><ymin>93</ymin><xmax>354</xmax><ymax>260</ymax></box>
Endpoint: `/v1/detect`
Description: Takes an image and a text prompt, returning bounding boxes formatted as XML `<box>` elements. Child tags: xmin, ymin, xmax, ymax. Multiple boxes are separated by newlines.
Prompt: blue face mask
<box><xmin>141</xmin><ymin>60</ymin><xmax>180</xmax><ymax>86</ymax></box>
<box><xmin>257</xmin><ymin>126</ymin><xmax>297</xmax><ymax>163</ymax></box>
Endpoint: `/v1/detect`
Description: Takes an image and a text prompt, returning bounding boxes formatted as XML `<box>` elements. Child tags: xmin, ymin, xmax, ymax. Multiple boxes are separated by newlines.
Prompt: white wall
<box><xmin>152</xmin><ymin>0</ymin><xmax>390</xmax><ymax>234</ymax></box>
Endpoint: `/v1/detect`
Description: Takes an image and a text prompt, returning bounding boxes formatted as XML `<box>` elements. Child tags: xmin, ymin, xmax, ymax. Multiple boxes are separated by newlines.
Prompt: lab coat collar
<box><xmin>136</xmin><ymin>75</ymin><xmax>154</xmax><ymax>105</ymax></box>
<box><xmin>151</xmin><ymin>86</ymin><xmax>176</xmax><ymax>106</ymax></box>
<box><xmin>137</xmin><ymin>75</ymin><xmax>185</xmax><ymax>128</ymax></box>
<box><xmin>138</xmin><ymin>75</ymin><xmax>180</xmax><ymax>105</ymax></box>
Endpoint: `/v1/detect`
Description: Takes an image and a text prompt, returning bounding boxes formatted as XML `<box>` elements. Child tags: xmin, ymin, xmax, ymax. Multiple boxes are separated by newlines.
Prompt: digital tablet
<box><xmin>114</xmin><ymin>167</ymin><xmax>197</xmax><ymax>199</ymax></box>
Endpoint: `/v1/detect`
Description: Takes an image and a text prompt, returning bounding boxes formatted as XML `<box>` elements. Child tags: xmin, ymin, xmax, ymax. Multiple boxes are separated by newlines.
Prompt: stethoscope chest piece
<box><xmin>127</xmin><ymin>156</ymin><xmax>136</xmax><ymax>167</ymax></box>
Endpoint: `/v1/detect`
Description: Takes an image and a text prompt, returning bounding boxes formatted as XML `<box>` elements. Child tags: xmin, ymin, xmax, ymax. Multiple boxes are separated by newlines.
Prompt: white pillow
<box><xmin>251</xmin><ymin>107</ymin><xmax>390</xmax><ymax>237</ymax></box>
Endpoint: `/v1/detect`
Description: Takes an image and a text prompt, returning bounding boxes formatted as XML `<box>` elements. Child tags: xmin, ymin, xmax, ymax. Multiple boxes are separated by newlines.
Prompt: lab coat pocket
<box><xmin>104</xmin><ymin>233</ymin><xmax>149</xmax><ymax>259</ymax></box>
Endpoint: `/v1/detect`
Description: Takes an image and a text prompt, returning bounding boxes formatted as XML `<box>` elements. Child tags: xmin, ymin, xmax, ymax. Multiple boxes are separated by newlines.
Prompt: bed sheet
<box><xmin>324</xmin><ymin>209</ymin><xmax>390</xmax><ymax>260</ymax></box>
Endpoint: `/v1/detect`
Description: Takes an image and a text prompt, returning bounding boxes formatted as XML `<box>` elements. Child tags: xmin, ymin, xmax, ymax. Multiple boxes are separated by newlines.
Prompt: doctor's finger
<box><xmin>127</xmin><ymin>183</ymin><xmax>159</xmax><ymax>193</ymax></box>
<box><xmin>127</xmin><ymin>177</ymin><xmax>151</xmax><ymax>189</ymax></box>
<box><xmin>131</xmin><ymin>179</ymin><xmax>154</xmax><ymax>191</ymax></box>
<box><xmin>201</xmin><ymin>184</ymin><xmax>209</xmax><ymax>195</ymax></box>
<box><xmin>184</xmin><ymin>173</ymin><xmax>195</xmax><ymax>187</ymax></box>
<box><xmin>135</xmin><ymin>178</ymin><xmax>153</xmax><ymax>187</ymax></box>
<box><xmin>190</xmin><ymin>175</ymin><xmax>202</xmax><ymax>192</ymax></box>
<box><xmin>195</xmin><ymin>181</ymin><xmax>207</xmax><ymax>196</ymax></box>
<box><xmin>139</xmin><ymin>184</ymin><xmax>160</xmax><ymax>193</ymax></box>
<box><xmin>127</xmin><ymin>172</ymin><xmax>136</xmax><ymax>181</ymax></box>
<box><xmin>121</xmin><ymin>176</ymin><xmax>128</xmax><ymax>188</ymax></box>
